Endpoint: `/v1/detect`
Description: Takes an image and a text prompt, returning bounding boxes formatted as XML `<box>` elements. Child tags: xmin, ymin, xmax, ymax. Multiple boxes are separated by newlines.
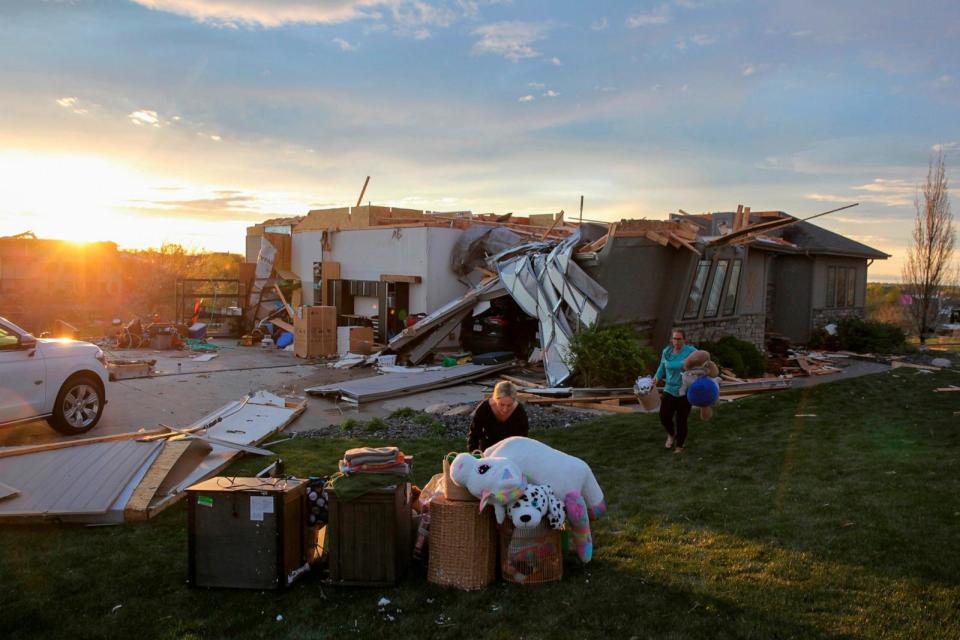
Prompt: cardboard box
<box><xmin>294</xmin><ymin>306</ymin><xmax>336</xmax><ymax>358</ymax></box>
<box><xmin>337</xmin><ymin>325</ymin><xmax>374</xmax><ymax>355</ymax></box>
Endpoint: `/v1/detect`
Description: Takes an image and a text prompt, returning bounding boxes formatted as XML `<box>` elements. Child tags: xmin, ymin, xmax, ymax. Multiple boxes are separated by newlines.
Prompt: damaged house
<box><xmin>581</xmin><ymin>208</ymin><xmax>890</xmax><ymax>350</ymax></box>
<box><xmin>247</xmin><ymin>204</ymin><xmax>887</xmax><ymax>386</ymax></box>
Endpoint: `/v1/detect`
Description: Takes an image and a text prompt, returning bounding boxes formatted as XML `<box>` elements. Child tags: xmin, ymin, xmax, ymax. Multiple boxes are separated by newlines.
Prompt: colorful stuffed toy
<box><xmin>450</xmin><ymin>436</ymin><xmax>605</xmax><ymax>562</ymax></box>
<box><xmin>506</xmin><ymin>484</ymin><xmax>566</xmax><ymax>530</ymax></box>
<box><xmin>680</xmin><ymin>349</ymin><xmax>721</xmax><ymax>420</ymax></box>
<box><xmin>633</xmin><ymin>375</ymin><xmax>661</xmax><ymax>412</ymax></box>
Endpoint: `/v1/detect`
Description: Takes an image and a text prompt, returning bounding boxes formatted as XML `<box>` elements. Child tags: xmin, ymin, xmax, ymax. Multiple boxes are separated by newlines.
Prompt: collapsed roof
<box><xmin>377</xmin><ymin>204</ymin><xmax>888</xmax><ymax>385</ymax></box>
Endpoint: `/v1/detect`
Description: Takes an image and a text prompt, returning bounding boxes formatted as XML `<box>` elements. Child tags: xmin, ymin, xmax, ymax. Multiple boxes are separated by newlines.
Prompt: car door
<box><xmin>0</xmin><ymin>323</ymin><xmax>47</xmax><ymax>423</ymax></box>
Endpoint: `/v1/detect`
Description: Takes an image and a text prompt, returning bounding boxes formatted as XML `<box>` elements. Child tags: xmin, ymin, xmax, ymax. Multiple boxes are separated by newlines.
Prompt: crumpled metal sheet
<box><xmin>495</xmin><ymin>226</ymin><xmax>609</xmax><ymax>386</ymax></box>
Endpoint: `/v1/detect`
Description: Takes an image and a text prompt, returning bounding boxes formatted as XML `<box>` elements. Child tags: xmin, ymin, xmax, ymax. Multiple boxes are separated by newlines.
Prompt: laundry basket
<box><xmin>427</xmin><ymin>497</ymin><xmax>497</xmax><ymax>590</ymax></box>
<box><xmin>499</xmin><ymin>521</ymin><xmax>563</xmax><ymax>585</ymax></box>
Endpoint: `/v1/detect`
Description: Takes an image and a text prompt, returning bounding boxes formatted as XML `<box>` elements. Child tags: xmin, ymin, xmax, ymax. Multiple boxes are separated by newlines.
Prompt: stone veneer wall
<box><xmin>675</xmin><ymin>313</ymin><xmax>766</xmax><ymax>349</ymax></box>
<box><xmin>811</xmin><ymin>306</ymin><xmax>865</xmax><ymax>328</ymax></box>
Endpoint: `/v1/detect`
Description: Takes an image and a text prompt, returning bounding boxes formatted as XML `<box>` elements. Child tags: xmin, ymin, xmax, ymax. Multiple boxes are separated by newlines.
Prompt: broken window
<box><xmin>683</xmin><ymin>260</ymin><xmax>711</xmax><ymax>319</ymax></box>
<box><xmin>722</xmin><ymin>259</ymin><xmax>742</xmax><ymax>316</ymax></box>
<box><xmin>704</xmin><ymin>260</ymin><xmax>729</xmax><ymax>318</ymax></box>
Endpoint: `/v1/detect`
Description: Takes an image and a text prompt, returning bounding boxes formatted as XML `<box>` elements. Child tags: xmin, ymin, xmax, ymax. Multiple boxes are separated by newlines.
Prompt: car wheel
<box><xmin>48</xmin><ymin>375</ymin><xmax>104</xmax><ymax>435</ymax></box>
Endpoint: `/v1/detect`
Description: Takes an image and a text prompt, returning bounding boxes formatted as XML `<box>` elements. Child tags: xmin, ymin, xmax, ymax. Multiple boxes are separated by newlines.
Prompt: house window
<box><xmin>683</xmin><ymin>260</ymin><xmax>712</xmax><ymax>319</ymax></box>
<box><xmin>722</xmin><ymin>259</ymin><xmax>742</xmax><ymax>316</ymax></box>
<box><xmin>826</xmin><ymin>266</ymin><xmax>857</xmax><ymax>308</ymax></box>
<box><xmin>704</xmin><ymin>260</ymin><xmax>729</xmax><ymax>318</ymax></box>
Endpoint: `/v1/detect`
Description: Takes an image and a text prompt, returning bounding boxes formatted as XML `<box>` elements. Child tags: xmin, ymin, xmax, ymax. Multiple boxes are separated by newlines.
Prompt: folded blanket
<box><xmin>343</xmin><ymin>446</ymin><xmax>404</xmax><ymax>466</ymax></box>
<box><xmin>326</xmin><ymin>470</ymin><xmax>411</xmax><ymax>501</ymax></box>
<box><xmin>339</xmin><ymin>460</ymin><xmax>411</xmax><ymax>476</ymax></box>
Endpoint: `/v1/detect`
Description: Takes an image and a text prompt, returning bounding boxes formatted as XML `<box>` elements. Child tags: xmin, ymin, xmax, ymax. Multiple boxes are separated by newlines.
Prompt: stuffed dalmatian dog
<box><xmin>506</xmin><ymin>484</ymin><xmax>566</xmax><ymax>530</ymax></box>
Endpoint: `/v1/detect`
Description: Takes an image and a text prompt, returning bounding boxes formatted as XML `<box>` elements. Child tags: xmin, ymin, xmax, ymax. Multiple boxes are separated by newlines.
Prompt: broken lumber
<box><xmin>568</xmin><ymin>401</ymin><xmax>635</xmax><ymax>413</ymax></box>
<box><xmin>0</xmin><ymin>428</ymin><xmax>169</xmax><ymax>459</ymax></box>
<box><xmin>273</xmin><ymin>284</ymin><xmax>295</xmax><ymax>318</ymax></box>
<box><xmin>891</xmin><ymin>361</ymin><xmax>941</xmax><ymax>372</ymax></box>
<box><xmin>499</xmin><ymin>374</ymin><xmax>547</xmax><ymax>388</ymax></box>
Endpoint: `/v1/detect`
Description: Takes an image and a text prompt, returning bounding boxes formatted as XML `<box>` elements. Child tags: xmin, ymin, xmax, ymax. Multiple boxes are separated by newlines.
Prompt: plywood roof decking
<box><xmin>0</xmin><ymin>440</ymin><xmax>163</xmax><ymax>518</ymax></box>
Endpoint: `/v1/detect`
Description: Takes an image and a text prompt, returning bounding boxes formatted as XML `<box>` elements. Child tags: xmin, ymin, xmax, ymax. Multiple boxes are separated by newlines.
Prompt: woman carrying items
<box><xmin>654</xmin><ymin>328</ymin><xmax>697</xmax><ymax>453</ymax></box>
<box><xmin>467</xmin><ymin>381</ymin><xmax>529</xmax><ymax>452</ymax></box>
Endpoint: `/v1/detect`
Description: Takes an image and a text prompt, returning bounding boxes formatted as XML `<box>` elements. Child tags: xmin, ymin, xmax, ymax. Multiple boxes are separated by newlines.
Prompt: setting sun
<box><xmin>0</xmin><ymin>150</ymin><xmax>152</xmax><ymax>244</ymax></box>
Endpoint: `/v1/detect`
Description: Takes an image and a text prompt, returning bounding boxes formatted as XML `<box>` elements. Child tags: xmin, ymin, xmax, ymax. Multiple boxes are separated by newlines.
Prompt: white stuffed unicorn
<box><xmin>449</xmin><ymin>437</ymin><xmax>606</xmax><ymax>562</ymax></box>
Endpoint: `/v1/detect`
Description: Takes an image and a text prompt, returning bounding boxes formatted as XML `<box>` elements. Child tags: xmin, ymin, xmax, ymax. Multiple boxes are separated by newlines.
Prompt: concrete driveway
<box><xmin>0</xmin><ymin>341</ymin><xmax>895</xmax><ymax>449</ymax></box>
<box><xmin>0</xmin><ymin>341</ymin><xmax>489</xmax><ymax>448</ymax></box>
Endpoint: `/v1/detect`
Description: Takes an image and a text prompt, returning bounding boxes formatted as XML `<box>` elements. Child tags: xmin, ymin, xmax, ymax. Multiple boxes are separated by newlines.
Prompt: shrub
<box><xmin>364</xmin><ymin>417</ymin><xmax>387</xmax><ymax>433</ymax></box>
<box><xmin>340</xmin><ymin>418</ymin><xmax>360</xmax><ymax>432</ymax></box>
<box><xmin>835</xmin><ymin>317</ymin><xmax>906</xmax><ymax>353</ymax></box>
<box><xmin>412</xmin><ymin>412</ymin><xmax>445</xmax><ymax>436</ymax></box>
<box><xmin>564</xmin><ymin>324</ymin><xmax>657</xmax><ymax>387</ymax></box>
<box><xmin>699</xmin><ymin>335</ymin><xmax>766</xmax><ymax>378</ymax></box>
<box><xmin>389</xmin><ymin>407</ymin><xmax>416</xmax><ymax>419</ymax></box>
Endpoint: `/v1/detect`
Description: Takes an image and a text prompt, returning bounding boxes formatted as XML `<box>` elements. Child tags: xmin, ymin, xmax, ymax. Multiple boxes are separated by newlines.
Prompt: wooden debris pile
<box><xmin>779</xmin><ymin>350</ymin><xmax>847</xmax><ymax>377</ymax></box>
<box><xmin>487</xmin><ymin>372</ymin><xmax>792</xmax><ymax>414</ymax></box>
<box><xmin>576</xmin><ymin>219</ymin><xmax>703</xmax><ymax>256</ymax></box>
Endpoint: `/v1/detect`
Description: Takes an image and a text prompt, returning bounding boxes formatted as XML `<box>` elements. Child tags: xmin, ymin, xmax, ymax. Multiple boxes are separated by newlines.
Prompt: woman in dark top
<box><xmin>467</xmin><ymin>381</ymin><xmax>529</xmax><ymax>452</ymax></box>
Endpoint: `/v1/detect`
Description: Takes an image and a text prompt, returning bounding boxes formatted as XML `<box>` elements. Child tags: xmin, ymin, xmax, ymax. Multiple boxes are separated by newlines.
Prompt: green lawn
<box><xmin>2</xmin><ymin>369</ymin><xmax>959</xmax><ymax>639</ymax></box>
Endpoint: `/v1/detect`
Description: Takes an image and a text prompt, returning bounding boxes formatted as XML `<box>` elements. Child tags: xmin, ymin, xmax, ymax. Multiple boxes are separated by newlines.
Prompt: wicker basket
<box><xmin>427</xmin><ymin>497</ymin><xmax>497</xmax><ymax>590</ymax></box>
<box><xmin>442</xmin><ymin>452</ymin><xmax>476</xmax><ymax>501</ymax></box>
<box><xmin>499</xmin><ymin>521</ymin><xmax>563</xmax><ymax>585</ymax></box>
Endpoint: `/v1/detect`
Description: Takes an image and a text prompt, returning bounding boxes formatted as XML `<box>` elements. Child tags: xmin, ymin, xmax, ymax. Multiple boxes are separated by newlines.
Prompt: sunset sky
<box><xmin>2</xmin><ymin>1</ymin><xmax>958</xmax><ymax>280</ymax></box>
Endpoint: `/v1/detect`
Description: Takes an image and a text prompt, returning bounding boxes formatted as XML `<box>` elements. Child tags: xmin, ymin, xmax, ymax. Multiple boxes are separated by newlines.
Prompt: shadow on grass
<box><xmin>1</xmin><ymin>369</ymin><xmax>958</xmax><ymax>639</ymax></box>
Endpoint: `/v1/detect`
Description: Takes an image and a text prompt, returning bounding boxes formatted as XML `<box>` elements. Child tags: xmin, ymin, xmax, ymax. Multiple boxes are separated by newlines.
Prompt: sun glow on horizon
<box><xmin>0</xmin><ymin>150</ymin><xmax>258</xmax><ymax>252</ymax></box>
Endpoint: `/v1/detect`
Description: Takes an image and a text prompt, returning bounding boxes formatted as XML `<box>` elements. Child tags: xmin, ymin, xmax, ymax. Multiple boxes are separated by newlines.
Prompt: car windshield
<box><xmin>0</xmin><ymin>317</ymin><xmax>33</xmax><ymax>347</ymax></box>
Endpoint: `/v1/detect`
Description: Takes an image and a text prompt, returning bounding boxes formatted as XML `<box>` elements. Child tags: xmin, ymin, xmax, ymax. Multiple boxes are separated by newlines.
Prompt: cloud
<box><xmin>806</xmin><ymin>178</ymin><xmax>915</xmax><ymax>208</ymax></box>
<box><xmin>128</xmin><ymin>110</ymin><xmax>161</xmax><ymax>127</ymax></box>
<box><xmin>332</xmin><ymin>37</ymin><xmax>357</xmax><ymax>51</ymax></box>
<box><xmin>126</xmin><ymin>189</ymin><xmax>270</xmax><ymax>221</ymax></box>
<box><xmin>591</xmin><ymin>17</ymin><xmax>608</xmax><ymax>31</ymax></box>
<box><xmin>932</xmin><ymin>74</ymin><xmax>954</xmax><ymax>89</ymax></box>
<box><xmin>550</xmin><ymin>56</ymin><xmax>561</xmax><ymax>66</ymax></box>
<box><xmin>131</xmin><ymin>0</ymin><xmax>388</xmax><ymax>28</ymax></box>
<box><xmin>932</xmin><ymin>142</ymin><xmax>958</xmax><ymax>153</ymax></box>
<box><xmin>742</xmin><ymin>63</ymin><xmax>770</xmax><ymax>77</ymax></box>
<box><xmin>528</xmin><ymin>81</ymin><xmax>545</xmax><ymax>90</ymax></box>
<box><xmin>55</xmin><ymin>96</ymin><xmax>89</xmax><ymax>115</ymax></box>
<box><xmin>543</xmin><ymin>89</ymin><xmax>559</xmax><ymax>98</ymax></box>
<box><xmin>390</xmin><ymin>1</ymin><xmax>458</xmax><ymax>39</ymax></box>
<box><xmin>518</xmin><ymin>94</ymin><xmax>535</xmax><ymax>103</ymax></box>
<box><xmin>691</xmin><ymin>34</ymin><xmax>715</xmax><ymax>46</ymax></box>
<box><xmin>626</xmin><ymin>6</ymin><xmax>670</xmax><ymax>28</ymax></box>
<box><xmin>472</xmin><ymin>21</ymin><xmax>547</xmax><ymax>62</ymax></box>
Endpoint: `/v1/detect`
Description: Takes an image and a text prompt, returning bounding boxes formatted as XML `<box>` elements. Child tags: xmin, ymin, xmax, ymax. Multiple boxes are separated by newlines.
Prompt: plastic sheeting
<box><xmin>450</xmin><ymin>224</ymin><xmax>528</xmax><ymax>276</ymax></box>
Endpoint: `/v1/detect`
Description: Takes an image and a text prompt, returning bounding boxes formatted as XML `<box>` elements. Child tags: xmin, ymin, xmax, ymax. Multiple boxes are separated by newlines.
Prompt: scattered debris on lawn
<box><xmin>106</xmin><ymin>358</ymin><xmax>157</xmax><ymax>380</ymax></box>
<box><xmin>305</xmin><ymin>362</ymin><xmax>517</xmax><ymax>404</ymax></box>
<box><xmin>0</xmin><ymin>391</ymin><xmax>304</xmax><ymax>524</ymax></box>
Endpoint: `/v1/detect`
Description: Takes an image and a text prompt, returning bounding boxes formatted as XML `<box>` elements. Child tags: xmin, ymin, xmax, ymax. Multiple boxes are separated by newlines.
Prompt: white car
<box><xmin>0</xmin><ymin>316</ymin><xmax>109</xmax><ymax>435</ymax></box>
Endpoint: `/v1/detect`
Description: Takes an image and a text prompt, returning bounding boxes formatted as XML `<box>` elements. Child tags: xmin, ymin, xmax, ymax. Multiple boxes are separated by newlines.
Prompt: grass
<box><xmin>2</xmin><ymin>369</ymin><xmax>960</xmax><ymax>639</ymax></box>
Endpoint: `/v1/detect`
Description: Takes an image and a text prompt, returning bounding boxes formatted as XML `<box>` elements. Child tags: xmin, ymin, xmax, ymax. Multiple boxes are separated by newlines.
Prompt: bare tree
<box><xmin>901</xmin><ymin>151</ymin><xmax>955</xmax><ymax>344</ymax></box>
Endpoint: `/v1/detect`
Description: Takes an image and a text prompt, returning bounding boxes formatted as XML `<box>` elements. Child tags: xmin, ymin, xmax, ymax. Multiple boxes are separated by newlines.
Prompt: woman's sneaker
<box><xmin>665</xmin><ymin>435</ymin><xmax>675</xmax><ymax>448</ymax></box>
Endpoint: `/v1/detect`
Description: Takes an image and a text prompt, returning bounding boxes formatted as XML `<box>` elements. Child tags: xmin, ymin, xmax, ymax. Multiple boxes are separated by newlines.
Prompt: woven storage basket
<box><xmin>499</xmin><ymin>521</ymin><xmax>563</xmax><ymax>585</ymax></box>
<box><xmin>427</xmin><ymin>497</ymin><xmax>497</xmax><ymax>590</ymax></box>
<box><xmin>442</xmin><ymin>452</ymin><xmax>476</xmax><ymax>501</ymax></box>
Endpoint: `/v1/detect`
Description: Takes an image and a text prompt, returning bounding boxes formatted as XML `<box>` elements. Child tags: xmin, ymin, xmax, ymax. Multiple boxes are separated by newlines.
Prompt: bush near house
<box><xmin>699</xmin><ymin>335</ymin><xmax>766</xmax><ymax>378</ymax></box>
<box><xmin>809</xmin><ymin>317</ymin><xmax>907</xmax><ymax>354</ymax></box>
<box><xmin>565</xmin><ymin>324</ymin><xmax>657</xmax><ymax>387</ymax></box>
